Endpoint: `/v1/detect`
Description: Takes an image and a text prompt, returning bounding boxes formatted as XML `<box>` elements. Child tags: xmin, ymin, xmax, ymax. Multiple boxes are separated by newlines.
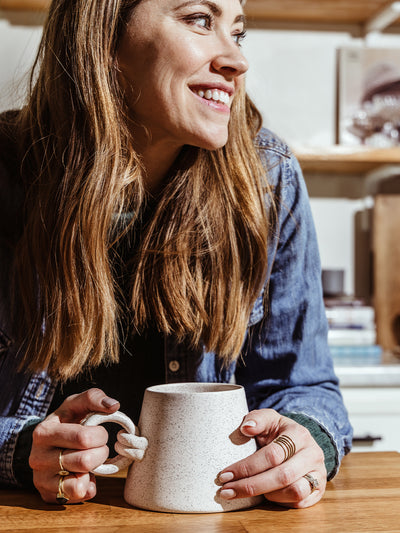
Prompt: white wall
<box><xmin>0</xmin><ymin>14</ymin><xmax>43</xmax><ymax>111</ymax></box>
<box><xmin>2</xmin><ymin>15</ymin><xmax>400</xmax><ymax>295</ymax></box>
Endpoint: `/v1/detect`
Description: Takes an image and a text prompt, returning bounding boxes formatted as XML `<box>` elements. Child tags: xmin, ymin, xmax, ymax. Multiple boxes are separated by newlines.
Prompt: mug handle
<box><xmin>81</xmin><ymin>411</ymin><xmax>148</xmax><ymax>475</ymax></box>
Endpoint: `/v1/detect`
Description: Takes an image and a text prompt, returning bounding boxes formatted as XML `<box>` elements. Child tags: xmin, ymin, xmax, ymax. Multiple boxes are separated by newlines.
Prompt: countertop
<box><xmin>335</xmin><ymin>362</ymin><xmax>400</xmax><ymax>387</ymax></box>
<box><xmin>335</xmin><ymin>351</ymin><xmax>400</xmax><ymax>387</ymax></box>
<box><xmin>1</xmin><ymin>452</ymin><xmax>399</xmax><ymax>533</ymax></box>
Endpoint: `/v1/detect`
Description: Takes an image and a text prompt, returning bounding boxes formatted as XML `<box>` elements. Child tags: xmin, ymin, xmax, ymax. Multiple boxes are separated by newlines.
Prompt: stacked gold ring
<box><xmin>273</xmin><ymin>434</ymin><xmax>296</xmax><ymax>462</ymax></box>
<box><xmin>58</xmin><ymin>449</ymin><xmax>70</xmax><ymax>477</ymax></box>
<box><xmin>56</xmin><ymin>450</ymin><xmax>70</xmax><ymax>505</ymax></box>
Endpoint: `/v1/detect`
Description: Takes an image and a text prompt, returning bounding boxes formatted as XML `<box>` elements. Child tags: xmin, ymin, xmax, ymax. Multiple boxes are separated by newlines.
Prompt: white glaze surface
<box><xmin>124</xmin><ymin>383</ymin><xmax>262</xmax><ymax>513</ymax></box>
<box><xmin>84</xmin><ymin>383</ymin><xmax>262</xmax><ymax>513</ymax></box>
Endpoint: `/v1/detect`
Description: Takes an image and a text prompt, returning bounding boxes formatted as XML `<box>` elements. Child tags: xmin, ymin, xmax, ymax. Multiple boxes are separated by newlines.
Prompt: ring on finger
<box><xmin>303</xmin><ymin>473</ymin><xmax>319</xmax><ymax>494</ymax></box>
<box><xmin>273</xmin><ymin>434</ymin><xmax>296</xmax><ymax>462</ymax></box>
<box><xmin>56</xmin><ymin>475</ymin><xmax>70</xmax><ymax>505</ymax></box>
<box><xmin>58</xmin><ymin>449</ymin><xmax>70</xmax><ymax>476</ymax></box>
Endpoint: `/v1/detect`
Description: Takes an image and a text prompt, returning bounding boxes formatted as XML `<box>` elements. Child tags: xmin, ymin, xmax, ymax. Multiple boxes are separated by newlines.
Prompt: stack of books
<box><xmin>324</xmin><ymin>298</ymin><xmax>382</xmax><ymax>366</ymax></box>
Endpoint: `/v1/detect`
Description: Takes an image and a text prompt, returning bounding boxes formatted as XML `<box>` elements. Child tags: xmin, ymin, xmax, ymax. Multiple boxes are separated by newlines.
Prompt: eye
<box><xmin>232</xmin><ymin>30</ymin><xmax>247</xmax><ymax>46</ymax></box>
<box><xmin>184</xmin><ymin>13</ymin><xmax>214</xmax><ymax>31</ymax></box>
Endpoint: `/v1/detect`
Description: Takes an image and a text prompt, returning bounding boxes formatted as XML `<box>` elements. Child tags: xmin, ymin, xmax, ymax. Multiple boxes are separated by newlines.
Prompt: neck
<box><xmin>140</xmin><ymin>142</ymin><xmax>182</xmax><ymax>196</ymax></box>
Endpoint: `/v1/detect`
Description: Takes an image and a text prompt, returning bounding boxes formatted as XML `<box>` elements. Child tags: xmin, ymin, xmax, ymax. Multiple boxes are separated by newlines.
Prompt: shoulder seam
<box><xmin>254</xmin><ymin>128</ymin><xmax>293</xmax><ymax>159</ymax></box>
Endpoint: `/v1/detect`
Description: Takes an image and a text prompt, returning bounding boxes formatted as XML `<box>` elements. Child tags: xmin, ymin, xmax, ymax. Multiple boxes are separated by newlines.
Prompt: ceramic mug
<box><xmin>82</xmin><ymin>382</ymin><xmax>263</xmax><ymax>513</ymax></box>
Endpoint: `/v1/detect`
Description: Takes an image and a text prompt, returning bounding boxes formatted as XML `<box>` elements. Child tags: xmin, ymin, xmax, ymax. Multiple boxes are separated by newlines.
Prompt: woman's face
<box><xmin>117</xmin><ymin>0</ymin><xmax>248</xmax><ymax>152</ymax></box>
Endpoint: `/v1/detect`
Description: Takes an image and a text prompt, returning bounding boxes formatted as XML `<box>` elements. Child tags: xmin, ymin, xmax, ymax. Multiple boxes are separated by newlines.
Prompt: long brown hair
<box><xmin>14</xmin><ymin>0</ymin><xmax>275</xmax><ymax>381</ymax></box>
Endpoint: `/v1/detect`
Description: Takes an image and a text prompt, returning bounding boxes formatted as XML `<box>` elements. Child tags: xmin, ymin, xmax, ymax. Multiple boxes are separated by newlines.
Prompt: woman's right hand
<box><xmin>29</xmin><ymin>388</ymin><xmax>120</xmax><ymax>504</ymax></box>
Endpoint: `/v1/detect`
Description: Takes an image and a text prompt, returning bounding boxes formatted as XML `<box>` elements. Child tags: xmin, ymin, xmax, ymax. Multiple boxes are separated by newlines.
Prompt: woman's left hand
<box><xmin>218</xmin><ymin>408</ymin><xmax>327</xmax><ymax>508</ymax></box>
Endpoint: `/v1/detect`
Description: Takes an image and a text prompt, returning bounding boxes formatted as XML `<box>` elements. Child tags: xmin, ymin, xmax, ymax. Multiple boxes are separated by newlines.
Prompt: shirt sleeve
<box><xmin>236</xmin><ymin>151</ymin><xmax>353</xmax><ymax>478</ymax></box>
<box><xmin>11</xmin><ymin>418</ymin><xmax>39</xmax><ymax>489</ymax></box>
<box><xmin>0</xmin><ymin>366</ymin><xmax>54</xmax><ymax>487</ymax></box>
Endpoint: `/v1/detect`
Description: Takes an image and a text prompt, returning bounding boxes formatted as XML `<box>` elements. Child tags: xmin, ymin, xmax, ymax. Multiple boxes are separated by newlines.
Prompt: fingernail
<box><xmin>241</xmin><ymin>420</ymin><xmax>257</xmax><ymax>429</ymax></box>
<box><xmin>219</xmin><ymin>488</ymin><xmax>236</xmax><ymax>500</ymax></box>
<box><xmin>218</xmin><ymin>471</ymin><xmax>234</xmax><ymax>484</ymax></box>
<box><xmin>101</xmin><ymin>396</ymin><xmax>119</xmax><ymax>408</ymax></box>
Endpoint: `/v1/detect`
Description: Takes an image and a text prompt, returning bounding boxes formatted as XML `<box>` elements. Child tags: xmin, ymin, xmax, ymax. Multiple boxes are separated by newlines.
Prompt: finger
<box><xmin>219</xmin><ymin>448</ymin><xmax>316</xmax><ymax>499</ymax></box>
<box><xmin>32</xmin><ymin>421</ymin><xmax>109</xmax><ymax>451</ymax></box>
<box><xmin>239</xmin><ymin>409</ymin><xmax>281</xmax><ymax>439</ymax></box>
<box><xmin>37</xmin><ymin>472</ymin><xmax>97</xmax><ymax>504</ymax></box>
<box><xmin>61</xmin><ymin>446</ymin><xmax>111</xmax><ymax>473</ymax></box>
<box><xmin>219</xmin><ymin>426</ymin><xmax>307</xmax><ymax>483</ymax></box>
<box><xmin>266</xmin><ymin>471</ymin><xmax>326</xmax><ymax>509</ymax></box>
<box><xmin>51</xmin><ymin>388</ymin><xmax>120</xmax><ymax>424</ymax></box>
<box><xmin>31</xmin><ymin>443</ymin><xmax>110</xmax><ymax>474</ymax></box>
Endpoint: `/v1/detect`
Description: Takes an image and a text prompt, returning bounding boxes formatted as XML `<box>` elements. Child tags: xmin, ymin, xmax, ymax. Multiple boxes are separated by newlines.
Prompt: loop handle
<box><xmin>82</xmin><ymin>411</ymin><xmax>148</xmax><ymax>475</ymax></box>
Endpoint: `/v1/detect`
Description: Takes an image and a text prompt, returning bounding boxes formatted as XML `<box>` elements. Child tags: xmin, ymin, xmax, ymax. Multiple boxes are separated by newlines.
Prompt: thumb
<box><xmin>240</xmin><ymin>417</ymin><xmax>258</xmax><ymax>437</ymax></box>
<box><xmin>54</xmin><ymin>388</ymin><xmax>120</xmax><ymax>424</ymax></box>
<box><xmin>239</xmin><ymin>408</ymin><xmax>280</xmax><ymax>437</ymax></box>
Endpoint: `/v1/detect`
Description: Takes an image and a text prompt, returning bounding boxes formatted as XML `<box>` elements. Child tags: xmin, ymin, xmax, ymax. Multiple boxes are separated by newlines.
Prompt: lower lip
<box><xmin>192</xmin><ymin>91</ymin><xmax>230</xmax><ymax>114</ymax></box>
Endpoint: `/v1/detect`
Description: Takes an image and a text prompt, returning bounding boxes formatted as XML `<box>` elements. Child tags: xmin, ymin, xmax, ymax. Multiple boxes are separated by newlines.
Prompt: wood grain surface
<box><xmin>374</xmin><ymin>195</ymin><xmax>400</xmax><ymax>351</ymax></box>
<box><xmin>1</xmin><ymin>452</ymin><xmax>399</xmax><ymax>532</ymax></box>
<box><xmin>245</xmin><ymin>0</ymin><xmax>397</xmax><ymax>24</ymax></box>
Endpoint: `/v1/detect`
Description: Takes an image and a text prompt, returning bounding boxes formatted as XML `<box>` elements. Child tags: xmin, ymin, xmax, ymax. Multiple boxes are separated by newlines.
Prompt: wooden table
<box><xmin>1</xmin><ymin>452</ymin><xmax>399</xmax><ymax>532</ymax></box>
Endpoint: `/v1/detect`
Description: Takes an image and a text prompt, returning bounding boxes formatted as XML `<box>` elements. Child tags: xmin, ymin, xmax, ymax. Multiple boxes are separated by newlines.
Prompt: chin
<box><xmin>191</xmin><ymin>129</ymin><xmax>229</xmax><ymax>151</ymax></box>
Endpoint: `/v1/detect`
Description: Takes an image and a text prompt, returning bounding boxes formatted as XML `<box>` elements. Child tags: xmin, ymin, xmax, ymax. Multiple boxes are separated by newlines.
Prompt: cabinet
<box><xmin>341</xmin><ymin>387</ymin><xmax>400</xmax><ymax>452</ymax></box>
<box><xmin>336</xmin><ymin>365</ymin><xmax>400</xmax><ymax>452</ymax></box>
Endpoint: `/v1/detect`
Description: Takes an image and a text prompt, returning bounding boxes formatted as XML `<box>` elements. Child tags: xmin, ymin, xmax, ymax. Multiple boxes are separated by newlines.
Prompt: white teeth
<box><xmin>196</xmin><ymin>89</ymin><xmax>230</xmax><ymax>105</ymax></box>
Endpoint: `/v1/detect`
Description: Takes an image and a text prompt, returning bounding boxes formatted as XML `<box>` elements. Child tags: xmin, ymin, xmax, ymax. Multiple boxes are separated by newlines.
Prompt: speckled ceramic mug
<box><xmin>82</xmin><ymin>382</ymin><xmax>263</xmax><ymax>513</ymax></box>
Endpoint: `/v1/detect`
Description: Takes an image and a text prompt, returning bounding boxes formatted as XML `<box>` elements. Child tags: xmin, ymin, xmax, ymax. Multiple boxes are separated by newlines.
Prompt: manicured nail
<box><xmin>219</xmin><ymin>488</ymin><xmax>236</xmax><ymax>500</ymax></box>
<box><xmin>101</xmin><ymin>396</ymin><xmax>119</xmax><ymax>408</ymax></box>
<box><xmin>218</xmin><ymin>472</ymin><xmax>234</xmax><ymax>484</ymax></box>
<box><xmin>241</xmin><ymin>420</ymin><xmax>257</xmax><ymax>429</ymax></box>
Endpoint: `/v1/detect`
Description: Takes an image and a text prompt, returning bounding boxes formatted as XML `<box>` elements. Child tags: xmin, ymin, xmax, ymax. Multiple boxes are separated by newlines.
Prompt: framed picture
<box><xmin>337</xmin><ymin>47</ymin><xmax>400</xmax><ymax>147</ymax></box>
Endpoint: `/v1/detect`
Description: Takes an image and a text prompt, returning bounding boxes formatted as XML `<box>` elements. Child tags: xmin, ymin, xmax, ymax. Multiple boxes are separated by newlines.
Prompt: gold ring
<box><xmin>303</xmin><ymin>473</ymin><xmax>320</xmax><ymax>494</ymax></box>
<box><xmin>58</xmin><ymin>449</ymin><xmax>70</xmax><ymax>476</ymax></box>
<box><xmin>273</xmin><ymin>434</ymin><xmax>296</xmax><ymax>462</ymax></box>
<box><xmin>56</xmin><ymin>475</ymin><xmax>70</xmax><ymax>505</ymax></box>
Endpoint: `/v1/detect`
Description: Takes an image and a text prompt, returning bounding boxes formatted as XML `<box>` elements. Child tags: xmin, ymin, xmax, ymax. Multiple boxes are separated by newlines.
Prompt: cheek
<box><xmin>156</xmin><ymin>35</ymin><xmax>209</xmax><ymax>79</ymax></box>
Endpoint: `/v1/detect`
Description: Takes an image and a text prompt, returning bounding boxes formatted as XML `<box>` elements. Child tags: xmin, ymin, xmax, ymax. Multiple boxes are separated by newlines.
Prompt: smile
<box><xmin>194</xmin><ymin>89</ymin><xmax>230</xmax><ymax>106</ymax></box>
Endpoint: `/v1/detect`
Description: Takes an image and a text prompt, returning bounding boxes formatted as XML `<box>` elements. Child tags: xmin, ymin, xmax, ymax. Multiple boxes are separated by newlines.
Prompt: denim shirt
<box><xmin>0</xmin><ymin>122</ymin><xmax>353</xmax><ymax>487</ymax></box>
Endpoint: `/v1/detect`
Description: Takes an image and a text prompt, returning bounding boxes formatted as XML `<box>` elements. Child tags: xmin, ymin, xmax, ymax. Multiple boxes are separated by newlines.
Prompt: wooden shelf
<box><xmin>0</xmin><ymin>0</ymin><xmax>399</xmax><ymax>29</ymax></box>
<box><xmin>295</xmin><ymin>146</ymin><xmax>400</xmax><ymax>174</ymax></box>
<box><xmin>0</xmin><ymin>0</ymin><xmax>49</xmax><ymax>9</ymax></box>
<box><xmin>245</xmin><ymin>0</ymin><xmax>400</xmax><ymax>27</ymax></box>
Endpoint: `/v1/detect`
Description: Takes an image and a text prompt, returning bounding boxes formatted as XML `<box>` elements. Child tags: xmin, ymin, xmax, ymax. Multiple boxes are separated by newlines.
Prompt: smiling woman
<box><xmin>0</xmin><ymin>0</ymin><xmax>352</xmax><ymax>512</ymax></box>
<box><xmin>117</xmin><ymin>0</ymin><xmax>249</xmax><ymax>186</ymax></box>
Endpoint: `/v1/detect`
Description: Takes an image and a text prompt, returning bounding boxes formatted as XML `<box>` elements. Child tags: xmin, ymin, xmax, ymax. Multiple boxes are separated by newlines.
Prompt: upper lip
<box><xmin>189</xmin><ymin>83</ymin><xmax>235</xmax><ymax>96</ymax></box>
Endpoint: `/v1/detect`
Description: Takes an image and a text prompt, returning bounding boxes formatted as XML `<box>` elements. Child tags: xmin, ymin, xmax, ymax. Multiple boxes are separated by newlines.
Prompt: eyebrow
<box><xmin>176</xmin><ymin>0</ymin><xmax>246</xmax><ymax>25</ymax></box>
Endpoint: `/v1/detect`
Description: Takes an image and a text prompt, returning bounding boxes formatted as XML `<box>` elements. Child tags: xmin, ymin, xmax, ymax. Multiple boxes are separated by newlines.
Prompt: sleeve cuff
<box><xmin>12</xmin><ymin>418</ymin><xmax>41</xmax><ymax>489</ymax></box>
<box><xmin>282</xmin><ymin>412</ymin><xmax>338</xmax><ymax>480</ymax></box>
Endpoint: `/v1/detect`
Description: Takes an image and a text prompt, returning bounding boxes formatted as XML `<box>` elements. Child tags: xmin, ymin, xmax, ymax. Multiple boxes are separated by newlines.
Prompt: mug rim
<box><xmin>146</xmin><ymin>382</ymin><xmax>243</xmax><ymax>395</ymax></box>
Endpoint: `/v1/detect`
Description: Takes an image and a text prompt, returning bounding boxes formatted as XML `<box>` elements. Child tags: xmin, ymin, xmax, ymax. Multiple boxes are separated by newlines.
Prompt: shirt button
<box><xmin>168</xmin><ymin>360</ymin><xmax>180</xmax><ymax>372</ymax></box>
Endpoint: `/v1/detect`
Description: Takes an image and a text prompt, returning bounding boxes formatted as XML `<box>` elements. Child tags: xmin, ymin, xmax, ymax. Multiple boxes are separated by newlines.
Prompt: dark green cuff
<box><xmin>282</xmin><ymin>412</ymin><xmax>338</xmax><ymax>480</ymax></box>
<box><xmin>13</xmin><ymin>418</ymin><xmax>41</xmax><ymax>489</ymax></box>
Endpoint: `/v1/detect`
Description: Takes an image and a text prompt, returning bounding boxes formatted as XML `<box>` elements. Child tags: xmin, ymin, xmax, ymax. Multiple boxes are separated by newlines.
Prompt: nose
<box><xmin>211</xmin><ymin>38</ymin><xmax>249</xmax><ymax>79</ymax></box>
